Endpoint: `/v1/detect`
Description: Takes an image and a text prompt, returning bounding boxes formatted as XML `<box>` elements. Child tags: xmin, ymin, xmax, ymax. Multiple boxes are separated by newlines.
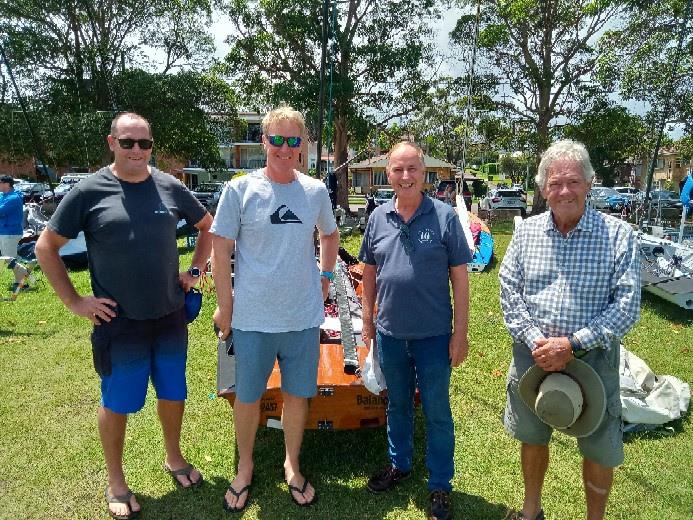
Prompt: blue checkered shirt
<box><xmin>499</xmin><ymin>208</ymin><xmax>640</xmax><ymax>352</ymax></box>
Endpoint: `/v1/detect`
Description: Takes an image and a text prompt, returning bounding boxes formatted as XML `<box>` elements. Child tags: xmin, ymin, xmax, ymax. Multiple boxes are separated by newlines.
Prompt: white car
<box><xmin>480</xmin><ymin>188</ymin><xmax>527</xmax><ymax>214</ymax></box>
<box><xmin>374</xmin><ymin>188</ymin><xmax>395</xmax><ymax>206</ymax></box>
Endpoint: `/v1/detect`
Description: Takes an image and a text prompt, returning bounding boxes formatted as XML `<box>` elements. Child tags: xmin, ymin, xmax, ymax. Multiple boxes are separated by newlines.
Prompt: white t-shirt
<box><xmin>211</xmin><ymin>170</ymin><xmax>337</xmax><ymax>332</ymax></box>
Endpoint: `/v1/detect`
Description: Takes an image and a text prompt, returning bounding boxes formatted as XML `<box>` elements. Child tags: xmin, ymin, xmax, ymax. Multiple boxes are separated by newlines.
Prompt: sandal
<box><xmin>223</xmin><ymin>482</ymin><xmax>252</xmax><ymax>513</ymax></box>
<box><xmin>104</xmin><ymin>487</ymin><xmax>139</xmax><ymax>520</ymax></box>
<box><xmin>287</xmin><ymin>477</ymin><xmax>318</xmax><ymax>507</ymax></box>
<box><xmin>164</xmin><ymin>463</ymin><xmax>203</xmax><ymax>489</ymax></box>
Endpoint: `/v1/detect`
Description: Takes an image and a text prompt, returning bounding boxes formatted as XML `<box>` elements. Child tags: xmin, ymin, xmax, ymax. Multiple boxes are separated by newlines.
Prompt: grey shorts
<box><xmin>232</xmin><ymin>327</ymin><xmax>320</xmax><ymax>403</ymax></box>
<box><xmin>503</xmin><ymin>343</ymin><xmax>624</xmax><ymax>468</ymax></box>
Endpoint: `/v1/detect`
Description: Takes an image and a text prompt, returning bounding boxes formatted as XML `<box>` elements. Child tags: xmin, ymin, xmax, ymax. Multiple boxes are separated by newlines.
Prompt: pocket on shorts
<box><xmin>90</xmin><ymin>325</ymin><xmax>113</xmax><ymax>377</ymax></box>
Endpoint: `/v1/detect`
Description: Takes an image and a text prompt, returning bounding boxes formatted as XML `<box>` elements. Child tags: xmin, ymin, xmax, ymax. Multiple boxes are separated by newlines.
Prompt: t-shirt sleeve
<box><xmin>210</xmin><ymin>182</ymin><xmax>241</xmax><ymax>240</ymax></box>
<box><xmin>316</xmin><ymin>186</ymin><xmax>337</xmax><ymax>235</ymax></box>
<box><xmin>47</xmin><ymin>186</ymin><xmax>86</xmax><ymax>239</ymax></box>
<box><xmin>358</xmin><ymin>219</ymin><xmax>376</xmax><ymax>265</ymax></box>
<box><xmin>175</xmin><ymin>182</ymin><xmax>207</xmax><ymax>226</ymax></box>
<box><xmin>445</xmin><ymin>212</ymin><xmax>473</xmax><ymax>266</ymax></box>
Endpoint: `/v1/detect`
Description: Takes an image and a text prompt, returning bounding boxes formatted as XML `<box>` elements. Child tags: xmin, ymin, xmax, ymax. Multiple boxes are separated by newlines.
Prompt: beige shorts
<box><xmin>503</xmin><ymin>343</ymin><xmax>624</xmax><ymax>468</ymax></box>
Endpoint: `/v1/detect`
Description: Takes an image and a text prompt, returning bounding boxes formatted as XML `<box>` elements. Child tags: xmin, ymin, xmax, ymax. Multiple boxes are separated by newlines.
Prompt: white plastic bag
<box><xmin>362</xmin><ymin>339</ymin><xmax>386</xmax><ymax>395</ymax></box>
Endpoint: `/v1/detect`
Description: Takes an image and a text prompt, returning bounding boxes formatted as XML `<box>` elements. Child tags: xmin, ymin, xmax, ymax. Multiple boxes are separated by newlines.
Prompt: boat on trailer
<box><xmin>219</xmin><ymin>252</ymin><xmax>388</xmax><ymax>430</ymax></box>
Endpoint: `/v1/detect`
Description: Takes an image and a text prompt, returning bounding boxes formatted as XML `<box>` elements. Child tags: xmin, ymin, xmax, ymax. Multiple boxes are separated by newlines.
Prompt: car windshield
<box><xmin>497</xmin><ymin>190</ymin><xmax>522</xmax><ymax>197</ymax></box>
<box><xmin>376</xmin><ymin>189</ymin><xmax>394</xmax><ymax>199</ymax></box>
<box><xmin>651</xmin><ymin>191</ymin><xmax>677</xmax><ymax>200</ymax></box>
<box><xmin>196</xmin><ymin>183</ymin><xmax>221</xmax><ymax>192</ymax></box>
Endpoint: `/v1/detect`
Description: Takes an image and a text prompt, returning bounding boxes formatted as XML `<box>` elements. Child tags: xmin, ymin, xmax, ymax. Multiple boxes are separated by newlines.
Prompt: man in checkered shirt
<box><xmin>499</xmin><ymin>140</ymin><xmax>640</xmax><ymax>520</ymax></box>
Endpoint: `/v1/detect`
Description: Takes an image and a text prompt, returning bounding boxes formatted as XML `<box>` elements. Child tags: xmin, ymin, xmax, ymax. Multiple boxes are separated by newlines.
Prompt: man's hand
<box><xmin>362</xmin><ymin>319</ymin><xmax>376</xmax><ymax>347</ymax></box>
<box><xmin>449</xmin><ymin>330</ymin><xmax>469</xmax><ymax>367</ymax></box>
<box><xmin>213</xmin><ymin>306</ymin><xmax>231</xmax><ymax>340</ymax></box>
<box><xmin>178</xmin><ymin>271</ymin><xmax>199</xmax><ymax>292</ymax></box>
<box><xmin>321</xmin><ymin>276</ymin><xmax>330</xmax><ymax>301</ymax></box>
<box><xmin>532</xmin><ymin>337</ymin><xmax>573</xmax><ymax>372</ymax></box>
<box><xmin>68</xmin><ymin>295</ymin><xmax>117</xmax><ymax>325</ymax></box>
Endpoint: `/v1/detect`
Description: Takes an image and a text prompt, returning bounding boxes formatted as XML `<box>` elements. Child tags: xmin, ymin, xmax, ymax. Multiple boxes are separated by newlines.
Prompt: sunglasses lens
<box><xmin>287</xmin><ymin>136</ymin><xmax>301</xmax><ymax>148</ymax></box>
<box><xmin>118</xmin><ymin>139</ymin><xmax>135</xmax><ymax>149</ymax></box>
<box><xmin>268</xmin><ymin>135</ymin><xmax>284</xmax><ymax>147</ymax></box>
<box><xmin>117</xmin><ymin>138</ymin><xmax>153</xmax><ymax>150</ymax></box>
<box><xmin>137</xmin><ymin>139</ymin><xmax>153</xmax><ymax>150</ymax></box>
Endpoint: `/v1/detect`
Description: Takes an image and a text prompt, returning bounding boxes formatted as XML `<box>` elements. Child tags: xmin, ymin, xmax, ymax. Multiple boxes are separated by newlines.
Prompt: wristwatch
<box><xmin>320</xmin><ymin>271</ymin><xmax>335</xmax><ymax>281</ymax></box>
<box><xmin>568</xmin><ymin>334</ymin><xmax>586</xmax><ymax>358</ymax></box>
<box><xmin>188</xmin><ymin>266</ymin><xmax>202</xmax><ymax>278</ymax></box>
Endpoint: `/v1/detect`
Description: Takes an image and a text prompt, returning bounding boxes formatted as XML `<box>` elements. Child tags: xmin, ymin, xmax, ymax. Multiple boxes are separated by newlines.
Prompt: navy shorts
<box><xmin>91</xmin><ymin>308</ymin><xmax>188</xmax><ymax>414</ymax></box>
<box><xmin>232</xmin><ymin>327</ymin><xmax>320</xmax><ymax>403</ymax></box>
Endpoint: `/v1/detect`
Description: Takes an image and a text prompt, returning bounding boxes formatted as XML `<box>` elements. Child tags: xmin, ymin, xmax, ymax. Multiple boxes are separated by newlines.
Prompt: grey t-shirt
<box><xmin>211</xmin><ymin>170</ymin><xmax>337</xmax><ymax>332</ymax></box>
<box><xmin>48</xmin><ymin>166</ymin><xmax>207</xmax><ymax>320</ymax></box>
<box><xmin>358</xmin><ymin>195</ymin><xmax>472</xmax><ymax>339</ymax></box>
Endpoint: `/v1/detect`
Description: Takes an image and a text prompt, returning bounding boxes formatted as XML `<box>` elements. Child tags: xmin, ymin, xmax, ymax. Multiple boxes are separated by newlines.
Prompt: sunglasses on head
<box><xmin>267</xmin><ymin>135</ymin><xmax>302</xmax><ymax>148</ymax></box>
<box><xmin>117</xmin><ymin>138</ymin><xmax>154</xmax><ymax>150</ymax></box>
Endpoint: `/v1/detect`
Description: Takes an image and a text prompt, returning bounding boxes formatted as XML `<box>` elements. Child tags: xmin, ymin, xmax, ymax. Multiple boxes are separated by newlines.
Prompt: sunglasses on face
<box><xmin>116</xmin><ymin>138</ymin><xmax>154</xmax><ymax>150</ymax></box>
<box><xmin>267</xmin><ymin>135</ymin><xmax>302</xmax><ymax>148</ymax></box>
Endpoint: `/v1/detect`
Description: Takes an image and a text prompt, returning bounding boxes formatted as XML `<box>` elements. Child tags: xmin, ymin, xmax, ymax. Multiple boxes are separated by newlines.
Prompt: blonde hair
<box><xmin>536</xmin><ymin>139</ymin><xmax>595</xmax><ymax>189</ymax></box>
<box><xmin>386</xmin><ymin>141</ymin><xmax>425</xmax><ymax>169</ymax></box>
<box><xmin>262</xmin><ymin>106</ymin><xmax>306</xmax><ymax>136</ymax></box>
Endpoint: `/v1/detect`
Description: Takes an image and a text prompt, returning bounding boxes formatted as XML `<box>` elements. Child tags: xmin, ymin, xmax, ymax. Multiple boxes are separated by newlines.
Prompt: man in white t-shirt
<box><xmin>211</xmin><ymin>106</ymin><xmax>339</xmax><ymax>512</ymax></box>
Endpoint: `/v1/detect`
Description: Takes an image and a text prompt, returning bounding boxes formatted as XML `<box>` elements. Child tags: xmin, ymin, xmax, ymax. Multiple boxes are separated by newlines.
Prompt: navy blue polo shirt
<box><xmin>358</xmin><ymin>194</ymin><xmax>472</xmax><ymax>339</ymax></box>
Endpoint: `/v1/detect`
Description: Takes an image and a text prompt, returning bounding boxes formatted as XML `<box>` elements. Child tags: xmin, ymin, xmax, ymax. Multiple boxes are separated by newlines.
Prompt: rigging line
<box><xmin>326</xmin><ymin>0</ymin><xmax>337</xmax><ymax>171</ymax></box>
<box><xmin>0</xmin><ymin>44</ymin><xmax>54</xmax><ymax>190</ymax></box>
<box><xmin>460</xmin><ymin>0</ymin><xmax>481</xmax><ymax>186</ymax></box>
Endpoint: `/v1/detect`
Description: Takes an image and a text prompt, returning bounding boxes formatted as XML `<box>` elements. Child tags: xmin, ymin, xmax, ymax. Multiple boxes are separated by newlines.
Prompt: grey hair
<box><xmin>535</xmin><ymin>140</ymin><xmax>595</xmax><ymax>189</ymax></box>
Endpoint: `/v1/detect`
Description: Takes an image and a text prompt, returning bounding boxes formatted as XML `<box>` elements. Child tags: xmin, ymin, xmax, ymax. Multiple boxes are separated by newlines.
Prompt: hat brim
<box><xmin>519</xmin><ymin>358</ymin><xmax>606</xmax><ymax>438</ymax></box>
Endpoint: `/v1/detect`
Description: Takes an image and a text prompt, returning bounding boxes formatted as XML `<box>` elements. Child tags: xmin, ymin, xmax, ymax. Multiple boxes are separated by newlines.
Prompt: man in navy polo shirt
<box><xmin>359</xmin><ymin>141</ymin><xmax>472</xmax><ymax>520</ymax></box>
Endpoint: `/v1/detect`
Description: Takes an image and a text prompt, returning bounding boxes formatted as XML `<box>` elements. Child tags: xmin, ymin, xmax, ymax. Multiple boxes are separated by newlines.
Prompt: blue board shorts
<box><xmin>90</xmin><ymin>308</ymin><xmax>188</xmax><ymax>414</ymax></box>
<box><xmin>232</xmin><ymin>327</ymin><xmax>320</xmax><ymax>403</ymax></box>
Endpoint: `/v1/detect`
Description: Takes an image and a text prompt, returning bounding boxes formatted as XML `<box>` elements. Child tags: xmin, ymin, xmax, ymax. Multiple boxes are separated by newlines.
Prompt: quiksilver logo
<box><xmin>270</xmin><ymin>205</ymin><xmax>302</xmax><ymax>224</ymax></box>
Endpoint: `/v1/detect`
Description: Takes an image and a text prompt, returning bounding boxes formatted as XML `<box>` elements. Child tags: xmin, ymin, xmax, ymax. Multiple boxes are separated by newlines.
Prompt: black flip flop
<box><xmin>164</xmin><ymin>463</ymin><xmax>203</xmax><ymax>489</ymax></box>
<box><xmin>104</xmin><ymin>487</ymin><xmax>139</xmax><ymax>520</ymax></box>
<box><xmin>223</xmin><ymin>483</ymin><xmax>252</xmax><ymax>513</ymax></box>
<box><xmin>287</xmin><ymin>477</ymin><xmax>318</xmax><ymax>507</ymax></box>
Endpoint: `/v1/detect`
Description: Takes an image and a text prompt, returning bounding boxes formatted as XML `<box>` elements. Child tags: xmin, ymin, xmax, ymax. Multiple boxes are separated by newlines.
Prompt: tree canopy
<box><xmin>218</xmin><ymin>0</ymin><xmax>440</xmax><ymax>208</ymax></box>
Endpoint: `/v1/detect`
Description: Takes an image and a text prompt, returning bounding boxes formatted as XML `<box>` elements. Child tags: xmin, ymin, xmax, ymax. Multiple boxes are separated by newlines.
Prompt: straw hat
<box><xmin>519</xmin><ymin>358</ymin><xmax>606</xmax><ymax>438</ymax></box>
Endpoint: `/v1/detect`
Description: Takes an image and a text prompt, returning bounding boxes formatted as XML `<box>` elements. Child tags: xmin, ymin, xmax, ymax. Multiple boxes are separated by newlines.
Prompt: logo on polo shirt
<box><xmin>419</xmin><ymin>228</ymin><xmax>435</xmax><ymax>244</ymax></box>
<box><xmin>270</xmin><ymin>205</ymin><xmax>302</xmax><ymax>224</ymax></box>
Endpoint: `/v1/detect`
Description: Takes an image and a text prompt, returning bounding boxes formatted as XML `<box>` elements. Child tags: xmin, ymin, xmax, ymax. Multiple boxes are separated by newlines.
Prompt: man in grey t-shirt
<box><xmin>36</xmin><ymin>112</ymin><xmax>213</xmax><ymax>519</ymax></box>
<box><xmin>211</xmin><ymin>106</ymin><xmax>339</xmax><ymax>512</ymax></box>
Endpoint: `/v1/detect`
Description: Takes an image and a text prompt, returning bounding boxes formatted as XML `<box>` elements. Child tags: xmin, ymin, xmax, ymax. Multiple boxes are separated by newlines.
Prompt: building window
<box><xmin>372</xmin><ymin>171</ymin><xmax>387</xmax><ymax>186</ymax></box>
<box><xmin>425</xmin><ymin>171</ymin><xmax>437</xmax><ymax>184</ymax></box>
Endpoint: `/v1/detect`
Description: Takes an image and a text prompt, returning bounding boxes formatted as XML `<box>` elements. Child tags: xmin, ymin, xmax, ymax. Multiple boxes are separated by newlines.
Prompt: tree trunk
<box><xmin>531</xmin><ymin>109</ymin><xmax>551</xmax><ymax>215</ymax></box>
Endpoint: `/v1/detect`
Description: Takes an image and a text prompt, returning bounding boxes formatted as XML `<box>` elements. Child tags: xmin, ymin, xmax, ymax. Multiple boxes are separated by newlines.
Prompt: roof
<box><xmin>350</xmin><ymin>153</ymin><xmax>456</xmax><ymax>169</ymax></box>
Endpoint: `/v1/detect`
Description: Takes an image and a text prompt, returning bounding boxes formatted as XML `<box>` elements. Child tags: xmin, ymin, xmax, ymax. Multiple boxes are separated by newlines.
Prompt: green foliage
<box><xmin>596</xmin><ymin>0</ymin><xmax>693</xmax><ymax>138</ymax></box>
<box><xmin>562</xmin><ymin>100</ymin><xmax>649</xmax><ymax>185</ymax></box>
<box><xmin>218</xmin><ymin>0</ymin><xmax>440</xmax><ymax>208</ymax></box>
<box><xmin>453</xmin><ymin>0</ymin><xmax>622</xmax><ymax>213</ymax></box>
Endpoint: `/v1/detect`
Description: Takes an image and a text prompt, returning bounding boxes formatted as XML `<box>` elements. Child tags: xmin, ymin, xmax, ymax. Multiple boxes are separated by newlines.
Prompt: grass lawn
<box><xmin>0</xmin><ymin>227</ymin><xmax>691</xmax><ymax>520</ymax></box>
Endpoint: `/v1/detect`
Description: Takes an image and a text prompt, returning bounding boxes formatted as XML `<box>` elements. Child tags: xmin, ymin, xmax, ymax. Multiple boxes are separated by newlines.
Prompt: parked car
<box><xmin>373</xmin><ymin>188</ymin><xmax>395</xmax><ymax>206</ymax></box>
<box><xmin>588</xmin><ymin>187</ymin><xmax>628</xmax><ymax>212</ymax></box>
<box><xmin>191</xmin><ymin>182</ymin><xmax>224</xmax><ymax>209</ymax></box>
<box><xmin>480</xmin><ymin>188</ymin><xmax>527</xmax><ymax>215</ymax></box>
<box><xmin>649</xmin><ymin>190</ymin><xmax>683</xmax><ymax>209</ymax></box>
<box><xmin>42</xmin><ymin>174</ymin><xmax>92</xmax><ymax>205</ymax></box>
<box><xmin>16</xmin><ymin>182</ymin><xmax>50</xmax><ymax>203</ymax></box>
<box><xmin>613</xmin><ymin>186</ymin><xmax>641</xmax><ymax>202</ymax></box>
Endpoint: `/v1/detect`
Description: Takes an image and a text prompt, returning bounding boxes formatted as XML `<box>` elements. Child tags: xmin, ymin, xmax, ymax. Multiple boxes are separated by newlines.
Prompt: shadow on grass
<box><xmin>132</xmin><ymin>424</ymin><xmax>510</xmax><ymax>519</ymax></box>
<box><xmin>640</xmin><ymin>292</ymin><xmax>693</xmax><ymax>325</ymax></box>
<box><xmin>624</xmin><ymin>411</ymin><xmax>690</xmax><ymax>443</ymax></box>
